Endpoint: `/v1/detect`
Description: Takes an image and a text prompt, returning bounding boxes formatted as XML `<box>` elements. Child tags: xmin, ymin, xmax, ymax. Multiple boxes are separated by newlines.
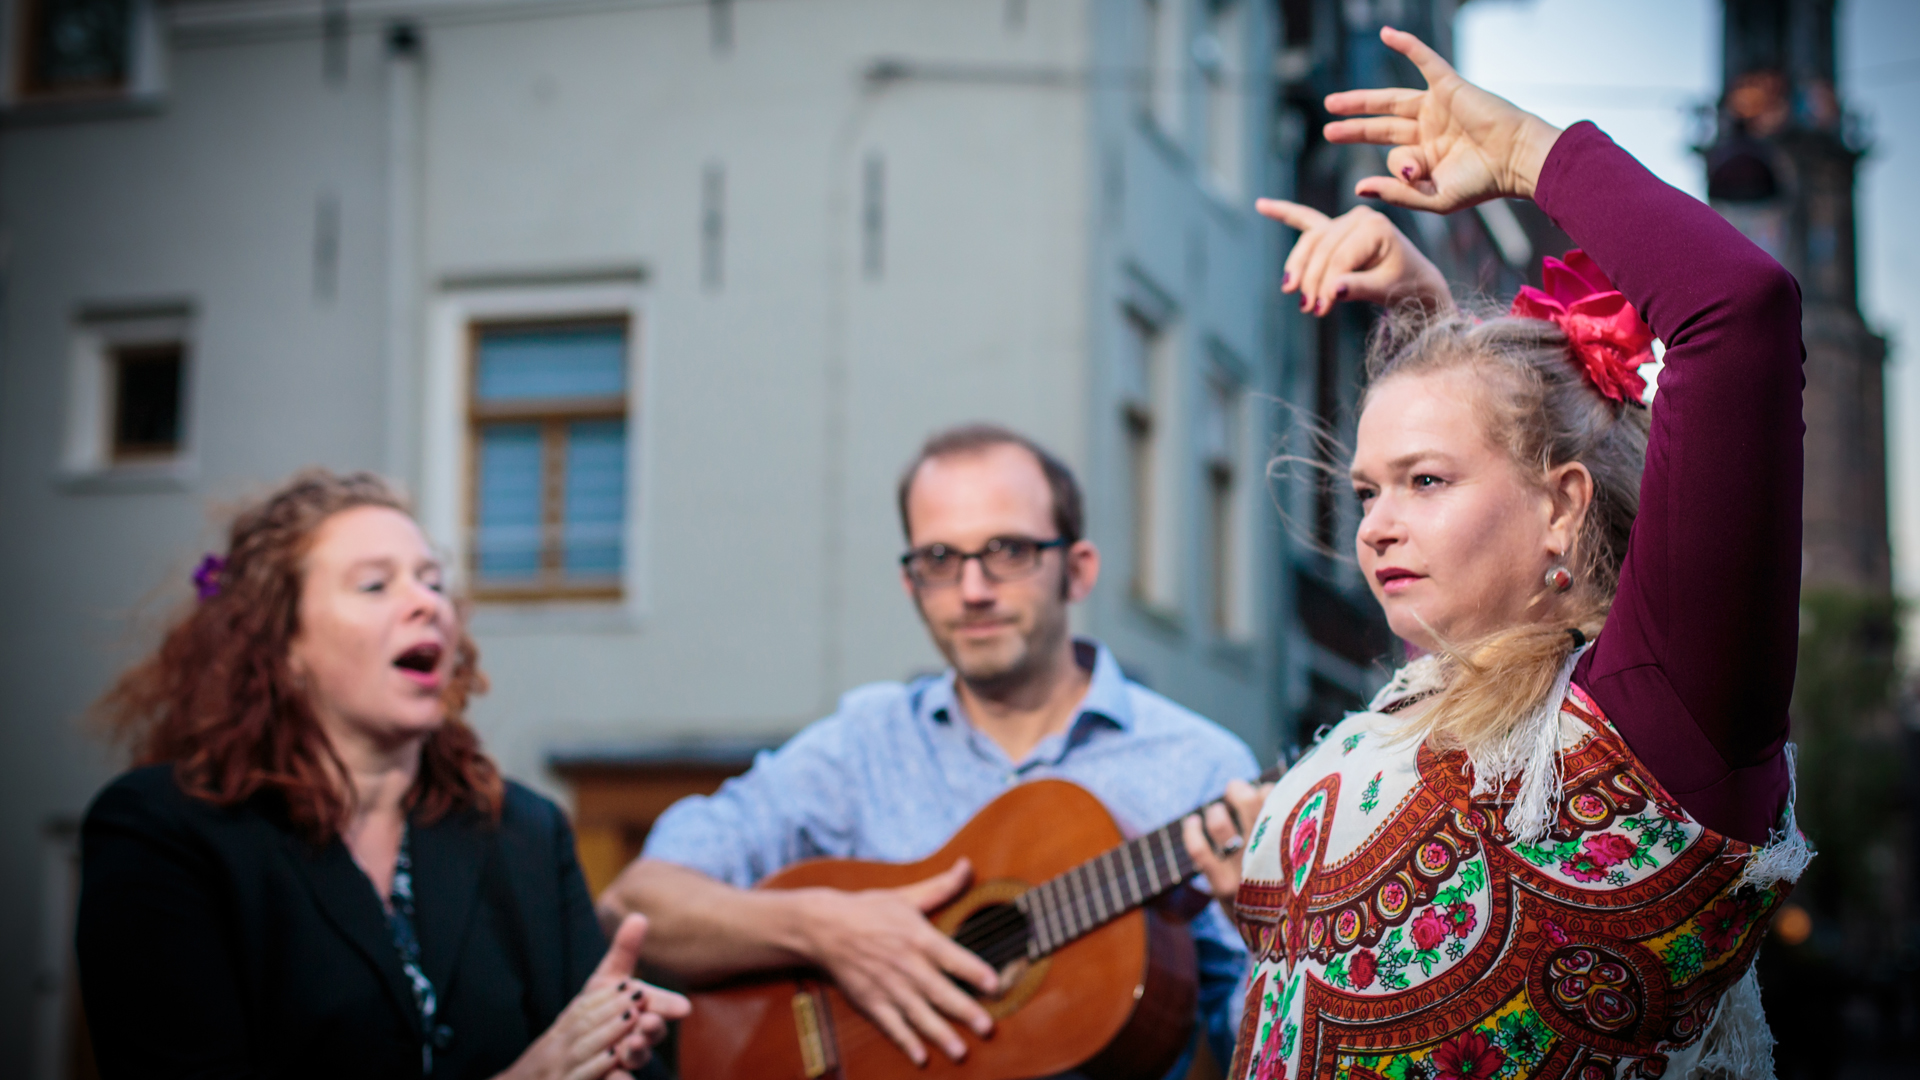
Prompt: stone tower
<box><xmin>1705</xmin><ymin>0</ymin><xmax>1891</xmax><ymax>596</ymax></box>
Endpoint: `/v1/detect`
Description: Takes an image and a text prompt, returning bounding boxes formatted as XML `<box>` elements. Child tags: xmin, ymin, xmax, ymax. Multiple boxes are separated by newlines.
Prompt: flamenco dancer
<box><xmin>1185</xmin><ymin>27</ymin><xmax>1811</xmax><ymax>1080</ymax></box>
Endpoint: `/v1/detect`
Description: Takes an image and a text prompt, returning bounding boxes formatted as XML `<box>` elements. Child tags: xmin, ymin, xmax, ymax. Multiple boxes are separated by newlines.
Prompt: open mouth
<box><xmin>393</xmin><ymin>642</ymin><xmax>444</xmax><ymax>675</ymax></box>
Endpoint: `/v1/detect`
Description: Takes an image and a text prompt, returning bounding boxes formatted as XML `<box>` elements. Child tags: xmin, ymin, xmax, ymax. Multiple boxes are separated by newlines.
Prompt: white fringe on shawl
<box><xmin>1736</xmin><ymin>743</ymin><xmax>1816</xmax><ymax>890</ymax></box>
<box><xmin>1688</xmin><ymin>965</ymin><xmax>1775</xmax><ymax>1080</ymax></box>
<box><xmin>1462</xmin><ymin>644</ymin><xmax>1590</xmax><ymax>845</ymax></box>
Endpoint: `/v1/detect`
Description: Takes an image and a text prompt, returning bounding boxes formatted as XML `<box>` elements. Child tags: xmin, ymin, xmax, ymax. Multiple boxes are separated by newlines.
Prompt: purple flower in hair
<box><xmin>193</xmin><ymin>554</ymin><xmax>227</xmax><ymax>600</ymax></box>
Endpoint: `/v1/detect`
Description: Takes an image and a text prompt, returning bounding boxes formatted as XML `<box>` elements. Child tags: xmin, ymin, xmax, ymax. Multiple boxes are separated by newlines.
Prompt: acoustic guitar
<box><xmin>676</xmin><ymin>770</ymin><xmax>1277</xmax><ymax>1080</ymax></box>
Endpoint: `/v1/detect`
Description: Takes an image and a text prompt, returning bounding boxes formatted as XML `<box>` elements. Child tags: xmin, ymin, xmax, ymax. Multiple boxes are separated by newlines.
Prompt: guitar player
<box><xmin>597</xmin><ymin>424</ymin><xmax>1262</xmax><ymax>1078</ymax></box>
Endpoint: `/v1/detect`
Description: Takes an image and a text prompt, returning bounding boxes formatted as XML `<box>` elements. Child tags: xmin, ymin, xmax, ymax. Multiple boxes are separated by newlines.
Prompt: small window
<box><xmin>1139</xmin><ymin>0</ymin><xmax>1184</xmax><ymax>136</ymax></box>
<box><xmin>17</xmin><ymin>0</ymin><xmax>133</xmax><ymax>100</ymax></box>
<box><xmin>109</xmin><ymin>340</ymin><xmax>184</xmax><ymax>461</ymax></box>
<box><xmin>1200</xmin><ymin>369</ymin><xmax>1247</xmax><ymax>637</ymax></box>
<box><xmin>61</xmin><ymin>302</ymin><xmax>193</xmax><ymax>478</ymax></box>
<box><xmin>1202</xmin><ymin>0</ymin><xmax>1245</xmax><ymax>198</ymax></box>
<box><xmin>1122</xmin><ymin>306</ymin><xmax>1179</xmax><ymax>610</ymax></box>
<box><xmin>468</xmin><ymin>318</ymin><xmax>630</xmax><ymax>600</ymax></box>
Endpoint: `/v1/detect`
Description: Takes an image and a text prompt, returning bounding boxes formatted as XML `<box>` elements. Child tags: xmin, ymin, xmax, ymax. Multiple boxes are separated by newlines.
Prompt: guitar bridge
<box><xmin>790</xmin><ymin>985</ymin><xmax>839</xmax><ymax>1079</ymax></box>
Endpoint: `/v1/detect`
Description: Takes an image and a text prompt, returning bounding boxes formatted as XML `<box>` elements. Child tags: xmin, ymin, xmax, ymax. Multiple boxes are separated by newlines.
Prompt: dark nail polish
<box><xmin>623</xmin><ymin>1009</ymin><xmax>632</xmax><ymax>1020</ymax></box>
<box><xmin>1336</xmin><ymin>284</ymin><xmax>1349</xmax><ymax>298</ymax></box>
<box><xmin>1282</xmin><ymin>271</ymin><xmax>1292</xmax><ymax>287</ymax></box>
<box><xmin>1401</xmin><ymin>165</ymin><xmax>1413</xmax><ymax>180</ymax></box>
<box><xmin>631</xmin><ymin>990</ymin><xmax>644</xmax><ymax>1001</ymax></box>
<box><xmin>1299</xmin><ymin>296</ymin><xmax>1310</xmax><ymax>312</ymax></box>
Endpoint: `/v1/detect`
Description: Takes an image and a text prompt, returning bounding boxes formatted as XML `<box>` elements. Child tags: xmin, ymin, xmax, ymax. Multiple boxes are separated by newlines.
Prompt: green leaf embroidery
<box><xmin>1325</xmin><ymin>954</ymin><xmax>1351</xmax><ymax>988</ymax></box>
<box><xmin>1414</xmin><ymin>948</ymin><xmax>1441</xmax><ymax>976</ymax></box>
<box><xmin>1459</xmin><ymin>858</ymin><xmax>1487</xmax><ymax>894</ymax></box>
<box><xmin>1342</xmin><ymin>732</ymin><xmax>1365</xmax><ymax>754</ymax></box>
<box><xmin>1359</xmin><ymin>772</ymin><xmax>1383</xmax><ymax>814</ymax></box>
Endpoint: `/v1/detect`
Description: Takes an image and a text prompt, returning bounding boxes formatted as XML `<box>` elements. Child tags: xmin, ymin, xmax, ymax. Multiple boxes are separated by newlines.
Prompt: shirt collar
<box><xmin>915</xmin><ymin>637</ymin><xmax>1135</xmax><ymax>734</ymax></box>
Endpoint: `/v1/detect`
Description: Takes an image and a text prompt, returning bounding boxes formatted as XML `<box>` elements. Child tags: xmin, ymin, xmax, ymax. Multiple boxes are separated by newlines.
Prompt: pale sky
<box><xmin>1457</xmin><ymin>0</ymin><xmax>1920</xmax><ymax>657</ymax></box>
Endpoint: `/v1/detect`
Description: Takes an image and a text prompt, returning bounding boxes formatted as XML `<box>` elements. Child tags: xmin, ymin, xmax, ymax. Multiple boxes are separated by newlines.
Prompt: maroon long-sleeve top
<box><xmin>1534</xmin><ymin>123</ymin><xmax>1803</xmax><ymax>845</ymax></box>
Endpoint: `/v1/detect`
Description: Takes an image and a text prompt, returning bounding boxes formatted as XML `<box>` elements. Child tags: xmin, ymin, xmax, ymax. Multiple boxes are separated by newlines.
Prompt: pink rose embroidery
<box><xmin>1349</xmin><ymin>948</ymin><xmax>1378</xmax><ymax>990</ymax></box>
<box><xmin>1411</xmin><ymin>908</ymin><xmax>1448</xmax><ymax>952</ymax></box>
<box><xmin>1582</xmin><ymin>832</ymin><xmax>1638</xmax><ymax>868</ymax></box>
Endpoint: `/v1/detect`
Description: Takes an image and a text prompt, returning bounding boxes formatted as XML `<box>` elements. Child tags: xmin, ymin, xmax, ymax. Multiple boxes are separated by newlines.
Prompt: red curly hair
<box><xmin>100</xmin><ymin>469</ymin><xmax>501</xmax><ymax>841</ymax></box>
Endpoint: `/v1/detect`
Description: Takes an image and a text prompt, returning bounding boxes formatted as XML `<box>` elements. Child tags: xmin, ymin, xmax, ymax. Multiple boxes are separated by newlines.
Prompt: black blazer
<box><xmin>78</xmin><ymin>765</ymin><xmax>607</xmax><ymax>1079</ymax></box>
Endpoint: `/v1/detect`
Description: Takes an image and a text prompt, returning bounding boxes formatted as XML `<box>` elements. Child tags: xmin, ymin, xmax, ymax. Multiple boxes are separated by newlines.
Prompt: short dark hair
<box><xmin>896</xmin><ymin>424</ymin><xmax>1084</xmax><ymax>546</ymax></box>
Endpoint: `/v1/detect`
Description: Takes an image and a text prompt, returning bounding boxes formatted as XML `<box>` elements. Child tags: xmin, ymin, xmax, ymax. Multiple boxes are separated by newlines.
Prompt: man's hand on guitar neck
<box><xmin>1182</xmin><ymin>778</ymin><xmax>1274</xmax><ymax>924</ymax></box>
<box><xmin>597</xmin><ymin>856</ymin><xmax>999</xmax><ymax>1068</ymax></box>
<box><xmin>793</xmin><ymin>858</ymin><xmax>1001</xmax><ymax>1067</ymax></box>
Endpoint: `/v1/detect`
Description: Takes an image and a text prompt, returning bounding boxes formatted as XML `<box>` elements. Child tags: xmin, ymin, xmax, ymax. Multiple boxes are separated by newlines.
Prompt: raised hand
<box><xmin>1261</xmin><ymin>200</ymin><xmax>1451</xmax><ymax>316</ymax></box>
<box><xmin>1324</xmin><ymin>26</ymin><xmax>1561</xmax><ymax>212</ymax></box>
<box><xmin>795</xmin><ymin>858</ymin><xmax>999</xmax><ymax>1067</ymax></box>
<box><xmin>496</xmin><ymin>982</ymin><xmax>646</xmax><ymax>1080</ymax></box>
<box><xmin>586</xmin><ymin>915</ymin><xmax>691</xmax><ymax>1073</ymax></box>
<box><xmin>1181</xmin><ymin>779</ymin><xmax>1275</xmax><ymax>924</ymax></box>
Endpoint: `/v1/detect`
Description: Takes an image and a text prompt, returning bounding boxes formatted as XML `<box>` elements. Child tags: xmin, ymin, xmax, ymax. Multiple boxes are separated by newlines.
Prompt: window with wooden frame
<box><xmin>467</xmin><ymin>316</ymin><xmax>631</xmax><ymax>601</ymax></box>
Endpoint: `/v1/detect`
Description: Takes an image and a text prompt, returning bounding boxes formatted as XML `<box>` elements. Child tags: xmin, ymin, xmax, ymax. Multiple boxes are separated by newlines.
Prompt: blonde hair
<box><xmin>1361</xmin><ymin>302</ymin><xmax>1650</xmax><ymax>755</ymax></box>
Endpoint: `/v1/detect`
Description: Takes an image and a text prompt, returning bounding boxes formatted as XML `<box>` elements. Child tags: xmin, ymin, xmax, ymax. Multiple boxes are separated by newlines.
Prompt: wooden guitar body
<box><xmin>676</xmin><ymin>780</ymin><xmax>1198</xmax><ymax>1080</ymax></box>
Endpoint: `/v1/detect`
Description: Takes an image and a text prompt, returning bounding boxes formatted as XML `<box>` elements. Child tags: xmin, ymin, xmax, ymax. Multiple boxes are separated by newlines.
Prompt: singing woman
<box><xmin>78</xmin><ymin>471</ymin><xmax>689</xmax><ymax>1078</ymax></box>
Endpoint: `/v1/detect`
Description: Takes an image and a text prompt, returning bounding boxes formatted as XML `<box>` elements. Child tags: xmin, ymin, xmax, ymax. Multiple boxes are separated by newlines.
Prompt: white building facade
<box><xmin>0</xmin><ymin>0</ymin><xmax>1293</xmax><ymax>1071</ymax></box>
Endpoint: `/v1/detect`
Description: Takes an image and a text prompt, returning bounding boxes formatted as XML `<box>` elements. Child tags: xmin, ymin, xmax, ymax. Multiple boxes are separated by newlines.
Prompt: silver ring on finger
<box><xmin>1219</xmin><ymin>836</ymin><xmax>1244</xmax><ymax>856</ymax></box>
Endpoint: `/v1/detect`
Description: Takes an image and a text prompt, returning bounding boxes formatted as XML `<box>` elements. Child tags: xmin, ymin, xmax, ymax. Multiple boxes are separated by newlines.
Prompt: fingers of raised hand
<box><xmin>1256</xmin><ymin>198</ymin><xmax>1331</xmax><ymax>235</ymax></box>
<box><xmin>563</xmin><ymin>994</ymin><xmax>639</xmax><ymax>1080</ymax></box>
<box><xmin>638</xmin><ymin>982</ymin><xmax>691</xmax><ymax>1020</ymax></box>
<box><xmin>1379</xmin><ymin>26</ymin><xmax>1458</xmax><ymax>85</ymax></box>
<box><xmin>1297</xmin><ymin>214</ymin><xmax>1361</xmax><ymax>315</ymax></box>
<box><xmin>1324</xmin><ymin>87</ymin><xmax>1422</xmax><ymax>119</ymax></box>
<box><xmin>1324</xmin><ymin>116</ymin><xmax>1420</xmax><ymax>148</ymax></box>
<box><xmin>1384</xmin><ymin>146</ymin><xmax>1437</xmax><ymax>192</ymax></box>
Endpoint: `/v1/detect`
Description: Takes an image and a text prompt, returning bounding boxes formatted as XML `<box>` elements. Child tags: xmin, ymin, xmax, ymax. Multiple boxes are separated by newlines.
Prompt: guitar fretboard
<box><xmin>1012</xmin><ymin>819</ymin><xmax>1198</xmax><ymax>959</ymax></box>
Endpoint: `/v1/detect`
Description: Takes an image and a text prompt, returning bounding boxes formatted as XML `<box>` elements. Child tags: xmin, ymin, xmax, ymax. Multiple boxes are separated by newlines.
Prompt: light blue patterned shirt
<box><xmin>643</xmin><ymin>639</ymin><xmax>1260</xmax><ymax>1075</ymax></box>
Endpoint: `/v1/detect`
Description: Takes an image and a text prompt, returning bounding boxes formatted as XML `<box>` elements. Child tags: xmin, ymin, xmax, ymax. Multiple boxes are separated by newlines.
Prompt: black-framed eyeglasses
<box><xmin>899</xmin><ymin>536</ymin><xmax>1069</xmax><ymax>587</ymax></box>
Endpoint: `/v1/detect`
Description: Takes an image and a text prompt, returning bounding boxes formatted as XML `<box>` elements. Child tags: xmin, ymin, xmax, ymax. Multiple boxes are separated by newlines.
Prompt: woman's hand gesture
<box><xmin>1325</xmin><ymin>26</ymin><xmax>1562</xmax><ymax>212</ymax></box>
<box><xmin>1181</xmin><ymin>779</ymin><xmax>1274</xmax><ymax>925</ymax></box>
<box><xmin>1260</xmin><ymin>201</ymin><xmax>1451</xmax><ymax>316</ymax></box>
<box><xmin>497</xmin><ymin>915</ymin><xmax>692</xmax><ymax>1080</ymax></box>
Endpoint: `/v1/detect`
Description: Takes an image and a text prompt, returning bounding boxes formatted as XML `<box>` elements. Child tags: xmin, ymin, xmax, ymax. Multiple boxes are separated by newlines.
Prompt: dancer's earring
<box><xmin>1545</xmin><ymin>564</ymin><xmax>1573</xmax><ymax>593</ymax></box>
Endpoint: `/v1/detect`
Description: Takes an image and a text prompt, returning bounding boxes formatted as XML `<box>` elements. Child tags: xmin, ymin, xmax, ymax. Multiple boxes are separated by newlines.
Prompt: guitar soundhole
<box><xmin>953</xmin><ymin>902</ymin><xmax>1031</xmax><ymax>982</ymax></box>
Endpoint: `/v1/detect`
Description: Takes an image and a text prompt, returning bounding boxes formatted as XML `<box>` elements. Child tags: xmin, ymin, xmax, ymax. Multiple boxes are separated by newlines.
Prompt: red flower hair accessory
<box><xmin>1509</xmin><ymin>250</ymin><xmax>1653</xmax><ymax>406</ymax></box>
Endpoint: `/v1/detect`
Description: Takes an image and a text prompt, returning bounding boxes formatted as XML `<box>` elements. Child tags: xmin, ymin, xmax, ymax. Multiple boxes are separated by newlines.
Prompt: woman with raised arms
<box><xmin>1184</xmin><ymin>27</ymin><xmax>1809</xmax><ymax>1080</ymax></box>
